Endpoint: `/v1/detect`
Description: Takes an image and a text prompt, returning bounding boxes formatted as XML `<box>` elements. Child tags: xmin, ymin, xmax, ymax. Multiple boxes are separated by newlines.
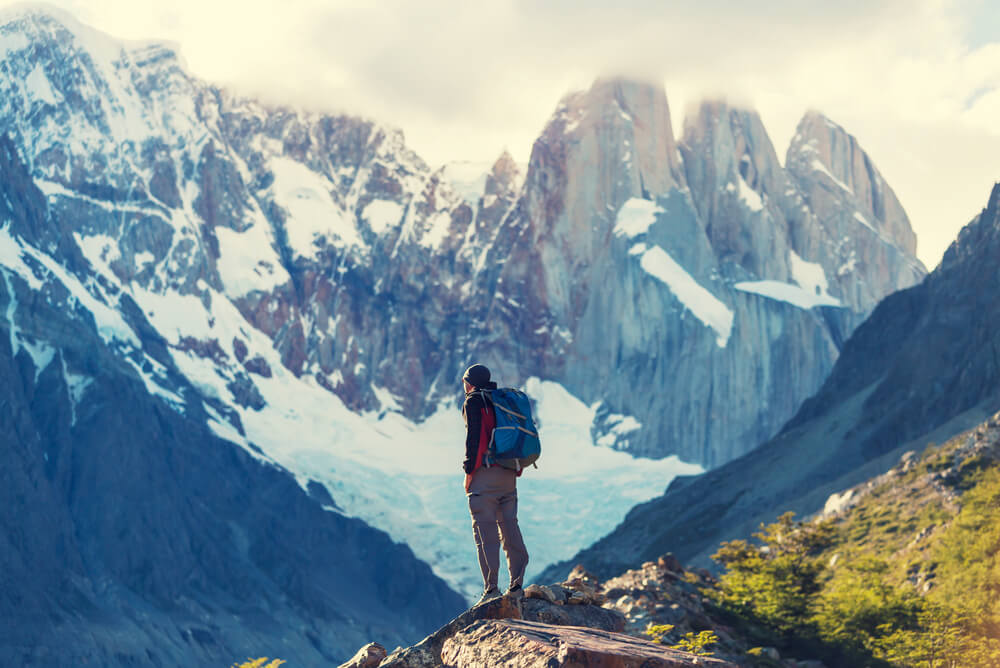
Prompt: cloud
<box><xmin>1</xmin><ymin>0</ymin><xmax>998</xmax><ymax>267</ymax></box>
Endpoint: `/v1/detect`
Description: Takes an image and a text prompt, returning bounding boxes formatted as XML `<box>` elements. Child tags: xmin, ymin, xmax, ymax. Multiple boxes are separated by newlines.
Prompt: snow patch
<box><xmin>739</xmin><ymin>250</ymin><xmax>842</xmax><ymax>309</ymax></box>
<box><xmin>852</xmin><ymin>210</ymin><xmax>876</xmax><ymax>232</ymax></box>
<box><xmin>21</xmin><ymin>338</ymin><xmax>56</xmax><ymax>381</ymax></box>
<box><xmin>726</xmin><ymin>177</ymin><xmax>763</xmax><ymax>212</ymax></box>
<box><xmin>371</xmin><ymin>383</ymin><xmax>402</xmax><ymax>413</ymax></box>
<box><xmin>0</xmin><ymin>226</ymin><xmax>44</xmax><ymax>290</ymax></box>
<box><xmin>60</xmin><ymin>353</ymin><xmax>91</xmax><ymax>425</ymax></box>
<box><xmin>838</xmin><ymin>253</ymin><xmax>858</xmax><ymax>277</ymax></box>
<box><xmin>3</xmin><ymin>227</ymin><xmax>139</xmax><ymax>347</ymax></box>
<box><xmin>134</xmin><ymin>251</ymin><xmax>155</xmax><ymax>268</ymax></box>
<box><xmin>362</xmin><ymin>199</ymin><xmax>403</xmax><ymax>235</ymax></box>
<box><xmin>270</xmin><ymin>156</ymin><xmax>361</xmax><ymax>255</ymax></box>
<box><xmin>810</xmin><ymin>159</ymin><xmax>853</xmax><ymax>193</ymax></box>
<box><xmin>126</xmin><ymin>357</ymin><xmax>185</xmax><ymax>407</ymax></box>
<box><xmin>607</xmin><ymin>413</ymin><xmax>642</xmax><ymax>434</ymax></box>
<box><xmin>636</xmin><ymin>245</ymin><xmax>733</xmax><ymax>347</ymax></box>
<box><xmin>25</xmin><ymin>64</ymin><xmax>62</xmax><ymax>105</ymax></box>
<box><xmin>74</xmin><ymin>233</ymin><xmax>121</xmax><ymax>274</ymax></box>
<box><xmin>419</xmin><ymin>211</ymin><xmax>453</xmax><ymax>248</ymax></box>
<box><xmin>214</xmin><ymin>224</ymin><xmax>290</xmax><ymax>297</ymax></box>
<box><xmin>790</xmin><ymin>250</ymin><xmax>838</xmax><ymax>301</ymax></box>
<box><xmin>614</xmin><ymin>198</ymin><xmax>663</xmax><ymax>238</ymax></box>
<box><xmin>734</xmin><ymin>280</ymin><xmax>842</xmax><ymax>309</ymax></box>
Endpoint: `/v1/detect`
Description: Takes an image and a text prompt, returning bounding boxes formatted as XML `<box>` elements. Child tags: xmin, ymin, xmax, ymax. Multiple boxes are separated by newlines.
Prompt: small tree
<box><xmin>712</xmin><ymin>512</ymin><xmax>833</xmax><ymax>637</ymax></box>
<box><xmin>231</xmin><ymin>658</ymin><xmax>285</xmax><ymax>668</ymax></box>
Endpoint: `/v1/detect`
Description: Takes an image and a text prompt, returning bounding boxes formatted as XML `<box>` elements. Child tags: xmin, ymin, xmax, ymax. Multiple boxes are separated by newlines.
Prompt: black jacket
<box><xmin>462</xmin><ymin>383</ymin><xmax>497</xmax><ymax>474</ymax></box>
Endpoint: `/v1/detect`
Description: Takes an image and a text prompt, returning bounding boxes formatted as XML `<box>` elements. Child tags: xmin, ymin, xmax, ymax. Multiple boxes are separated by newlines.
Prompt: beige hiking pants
<box><xmin>467</xmin><ymin>465</ymin><xmax>529</xmax><ymax>591</ymax></box>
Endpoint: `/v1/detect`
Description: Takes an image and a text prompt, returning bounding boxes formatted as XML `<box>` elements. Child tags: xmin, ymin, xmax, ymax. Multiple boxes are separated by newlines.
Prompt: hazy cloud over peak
<box><xmin>2</xmin><ymin>0</ymin><xmax>998</xmax><ymax>268</ymax></box>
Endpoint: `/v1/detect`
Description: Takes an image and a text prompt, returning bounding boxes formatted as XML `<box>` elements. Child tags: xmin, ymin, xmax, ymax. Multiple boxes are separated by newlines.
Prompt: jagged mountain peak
<box><xmin>787</xmin><ymin>110</ymin><xmax>918</xmax><ymax>257</ymax></box>
<box><xmin>940</xmin><ymin>181</ymin><xmax>1000</xmax><ymax>272</ymax></box>
<box><xmin>489</xmin><ymin>149</ymin><xmax>520</xmax><ymax>185</ymax></box>
<box><xmin>0</xmin><ymin>5</ymin><xmax>187</xmax><ymax>80</ymax></box>
<box><xmin>530</xmin><ymin>76</ymin><xmax>685</xmax><ymax>224</ymax></box>
<box><xmin>680</xmin><ymin>99</ymin><xmax>786</xmax><ymax>222</ymax></box>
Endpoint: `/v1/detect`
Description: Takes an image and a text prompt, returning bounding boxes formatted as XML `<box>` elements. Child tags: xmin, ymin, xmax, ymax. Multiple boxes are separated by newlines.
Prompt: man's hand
<box><xmin>464</xmin><ymin>473</ymin><xmax>473</xmax><ymax>493</ymax></box>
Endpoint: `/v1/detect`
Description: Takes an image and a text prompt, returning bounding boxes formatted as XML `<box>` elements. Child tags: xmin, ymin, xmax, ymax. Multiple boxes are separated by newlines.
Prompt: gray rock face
<box><xmin>785</xmin><ymin>112</ymin><xmax>924</xmax><ymax>325</ymax></box>
<box><xmin>475</xmin><ymin>90</ymin><xmax>925</xmax><ymax>464</ymax></box>
<box><xmin>538</xmin><ymin>181</ymin><xmax>1000</xmax><ymax>582</ymax></box>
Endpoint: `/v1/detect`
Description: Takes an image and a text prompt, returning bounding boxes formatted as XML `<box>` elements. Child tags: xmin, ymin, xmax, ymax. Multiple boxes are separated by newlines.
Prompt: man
<box><xmin>461</xmin><ymin>363</ymin><xmax>530</xmax><ymax>605</ymax></box>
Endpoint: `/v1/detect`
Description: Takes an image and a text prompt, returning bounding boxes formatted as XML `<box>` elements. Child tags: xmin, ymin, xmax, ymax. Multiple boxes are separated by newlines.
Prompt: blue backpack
<box><xmin>481</xmin><ymin>388</ymin><xmax>541</xmax><ymax>472</ymax></box>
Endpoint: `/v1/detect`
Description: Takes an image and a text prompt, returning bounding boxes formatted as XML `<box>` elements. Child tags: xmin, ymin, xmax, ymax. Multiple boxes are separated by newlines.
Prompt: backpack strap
<box><xmin>475</xmin><ymin>389</ymin><xmax>496</xmax><ymax>468</ymax></box>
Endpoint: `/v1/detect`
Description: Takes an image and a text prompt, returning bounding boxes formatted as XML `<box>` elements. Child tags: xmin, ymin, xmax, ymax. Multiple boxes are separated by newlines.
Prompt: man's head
<box><xmin>463</xmin><ymin>364</ymin><xmax>492</xmax><ymax>392</ymax></box>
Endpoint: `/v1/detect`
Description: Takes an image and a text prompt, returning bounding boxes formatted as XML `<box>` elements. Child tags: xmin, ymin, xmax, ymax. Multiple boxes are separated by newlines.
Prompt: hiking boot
<box><xmin>475</xmin><ymin>587</ymin><xmax>501</xmax><ymax>606</ymax></box>
<box><xmin>505</xmin><ymin>583</ymin><xmax>524</xmax><ymax>598</ymax></box>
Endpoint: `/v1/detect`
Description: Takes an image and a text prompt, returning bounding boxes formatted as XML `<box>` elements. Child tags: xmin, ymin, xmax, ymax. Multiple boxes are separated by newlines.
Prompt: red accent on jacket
<box><xmin>472</xmin><ymin>404</ymin><xmax>495</xmax><ymax>473</ymax></box>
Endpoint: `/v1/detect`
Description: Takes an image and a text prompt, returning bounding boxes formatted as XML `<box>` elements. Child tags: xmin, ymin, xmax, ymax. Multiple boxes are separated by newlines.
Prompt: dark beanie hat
<box><xmin>463</xmin><ymin>364</ymin><xmax>491</xmax><ymax>388</ymax></box>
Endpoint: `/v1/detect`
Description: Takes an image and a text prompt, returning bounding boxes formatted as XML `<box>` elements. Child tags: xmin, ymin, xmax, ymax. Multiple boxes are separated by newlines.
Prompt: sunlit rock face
<box><xmin>471</xmin><ymin>83</ymin><xmax>925</xmax><ymax>465</ymax></box>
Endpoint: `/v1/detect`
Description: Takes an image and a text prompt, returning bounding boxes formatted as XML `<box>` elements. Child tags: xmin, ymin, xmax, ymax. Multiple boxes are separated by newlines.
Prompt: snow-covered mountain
<box><xmin>0</xmin><ymin>5</ymin><xmax>925</xmax><ymax>618</ymax></box>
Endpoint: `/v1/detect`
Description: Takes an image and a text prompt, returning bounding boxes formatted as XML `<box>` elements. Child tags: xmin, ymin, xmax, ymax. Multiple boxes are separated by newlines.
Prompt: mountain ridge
<box><xmin>538</xmin><ymin>180</ymin><xmax>1000</xmax><ymax>584</ymax></box>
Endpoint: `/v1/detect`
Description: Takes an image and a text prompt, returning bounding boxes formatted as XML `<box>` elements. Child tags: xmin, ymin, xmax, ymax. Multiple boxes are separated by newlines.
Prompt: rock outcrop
<box><xmin>440</xmin><ymin>619</ymin><xmax>734</xmax><ymax>667</ymax></box>
<box><xmin>348</xmin><ymin>574</ymin><xmax>736</xmax><ymax>668</ymax></box>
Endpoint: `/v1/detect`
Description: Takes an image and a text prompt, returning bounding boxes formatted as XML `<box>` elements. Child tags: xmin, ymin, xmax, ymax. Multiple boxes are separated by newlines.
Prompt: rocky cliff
<box><xmin>539</xmin><ymin>180</ymin><xmax>1000</xmax><ymax>582</ymax></box>
<box><xmin>473</xmin><ymin>85</ymin><xmax>925</xmax><ymax>464</ymax></box>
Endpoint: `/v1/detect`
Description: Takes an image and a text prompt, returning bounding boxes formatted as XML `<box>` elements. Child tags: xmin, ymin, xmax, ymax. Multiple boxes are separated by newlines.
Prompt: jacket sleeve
<box><xmin>462</xmin><ymin>394</ymin><xmax>482</xmax><ymax>474</ymax></box>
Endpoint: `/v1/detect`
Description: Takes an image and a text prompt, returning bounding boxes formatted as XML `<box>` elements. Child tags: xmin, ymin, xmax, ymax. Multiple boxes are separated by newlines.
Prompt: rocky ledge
<box><xmin>338</xmin><ymin>573</ymin><xmax>735</xmax><ymax>668</ymax></box>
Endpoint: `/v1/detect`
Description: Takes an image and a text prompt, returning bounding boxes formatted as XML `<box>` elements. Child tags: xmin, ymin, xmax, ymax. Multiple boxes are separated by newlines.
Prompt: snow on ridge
<box><xmin>362</xmin><ymin>199</ymin><xmax>404</xmax><ymax>235</ymax></box>
<box><xmin>789</xmin><ymin>249</ymin><xmax>838</xmax><ymax>301</ymax></box>
<box><xmin>0</xmin><ymin>29</ymin><xmax>29</xmax><ymax>56</ymax></box>
<box><xmin>734</xmin><ymin>280</ymin><xmax>841</xmax><ymax>309</ymax></box>
<box><xmin>636</xmin><ymin>245</ymin><xmax>733</xmax><ymax>347</ymax></box>
<box><xmin>725</xmin><ymin>176</ymin><xmax>763</xmax><ymax>212</ymax></box>
<box><xmin>614</xmin><ymin>197</ymin><xmax>663</xmax><ymax>238</ymax></box>
<box><xmin>810</xmin><ymin>159</ymin><xmax>853</xmax><ymax>194</ymax></box>
<box><xmin>1</xmin><ymin>225</ymin><xmax>138</xmax><ymax>347</ymax></box>
<box><xmin>25</xmin><ymin>63</ymin><xmax>61</xmax><ymax>105</ymax></box>
<box><xmin>739</xmin><ymin>249</ymin><xmax>842</xmax><ymax>309</ymax></box>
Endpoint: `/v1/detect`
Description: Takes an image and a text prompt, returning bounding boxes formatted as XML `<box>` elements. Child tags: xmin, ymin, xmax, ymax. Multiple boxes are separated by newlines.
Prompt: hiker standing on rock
<box><xmin>462</xmin><ymin>364</ymin><xmax>530</xmax><ymax>605</ymax></box>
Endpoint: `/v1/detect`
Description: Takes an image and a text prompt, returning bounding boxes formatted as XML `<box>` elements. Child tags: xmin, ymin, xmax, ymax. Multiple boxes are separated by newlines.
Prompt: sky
<box><xmin>3</xmin><ymin>0</ymin><xmax>999</xmax><ymax>269</ymax></box>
